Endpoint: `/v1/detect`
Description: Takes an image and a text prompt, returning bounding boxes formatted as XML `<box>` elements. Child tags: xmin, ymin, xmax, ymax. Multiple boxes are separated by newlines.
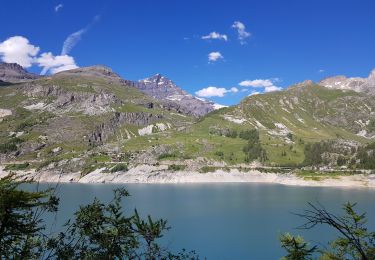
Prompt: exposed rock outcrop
<box><xmin>88</xmin><ymin>112</ymin><xmax>163</xmax><ymax>145</ymax></box>
<box><xmin>319</xmin><ymin>68</ymin><xmax>375</xmax><ymax>95</ymax></box>
<box><xmin>133</xmin><ymin>74</ymin><xmax>218</xmax><ymax>116</ymax></box>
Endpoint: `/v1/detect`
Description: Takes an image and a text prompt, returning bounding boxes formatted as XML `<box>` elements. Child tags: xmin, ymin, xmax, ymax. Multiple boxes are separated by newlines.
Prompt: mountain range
<box><xmin>0</xmin><ymin>62</ymin><xmax>374</xmax><ymax>176</ymax></box>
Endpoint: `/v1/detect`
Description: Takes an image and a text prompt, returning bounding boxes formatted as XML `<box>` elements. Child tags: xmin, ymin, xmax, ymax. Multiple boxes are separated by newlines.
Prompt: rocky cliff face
<box><xmin>134</xmin><ymin>74</ymin><xmax>218</xmax><ymax>116</ymax></box>
<box><xmin>88</xmin><ymin>112</ymin><xmax>163</xmax><ymax>145</ymax></box>
<box><xmin>319</xmin><ymin>68</ymin><xmax>375</xmax><ymax>95</ymax></box>
<box><xmin>0</xmin><ymin>62</ymin><xmax>40</xmax><ymax>83</ymax></box>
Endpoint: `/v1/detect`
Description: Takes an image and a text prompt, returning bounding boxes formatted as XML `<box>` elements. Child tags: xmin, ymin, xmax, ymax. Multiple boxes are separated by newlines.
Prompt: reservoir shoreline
<box><xmin>1</xmin><ymin>165</ymin><xmax>374</xmax><ymax>189</ymax></box>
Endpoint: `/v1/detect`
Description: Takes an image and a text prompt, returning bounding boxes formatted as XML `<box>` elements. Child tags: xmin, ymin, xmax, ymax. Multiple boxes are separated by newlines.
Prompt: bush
<box><xmin>158</xmin><ymin>153</ymin><xmax>177</xmax><ymax>160</ymax></box>
<box><xmin>167</xmin><ymin>164</ymin><xmax>186</xmax><ymax>171</ymax></box>
<box><xmin>225</xmin><ymin>129</ymin><xmax>238</xmax><ymax>138</ymax></box>
<box><xmin>0</xmin><ymin>137</ymin><xmax>23</xmax><ymax>154</ymax></box>
<box><xmin>110</xmin><ymin>163</ymin><xmax>128</xmax><ymax>173</ymax></box>
<box><xmin>241</xmin><ymin>129</ymin><xmax>267</xmax><ymax>163</ymax></box>
<box><xmin>214</xmin><ymin>151</ymin><xmax>224</xmax><ymax>159</ymax></box>
<box><xmin>4</xmin><ymin>163</ymin><xmax>30</xmax><ymax>171</ymax></box>
<box><xmin>239</xmin><ymin>129</ymin><xmax>259</xmax><ymax>140</ymax></box>
<box><xmin>199</xmin><ymin>166</ymin><xmax>218</xmax><ymax>173</ymax></box>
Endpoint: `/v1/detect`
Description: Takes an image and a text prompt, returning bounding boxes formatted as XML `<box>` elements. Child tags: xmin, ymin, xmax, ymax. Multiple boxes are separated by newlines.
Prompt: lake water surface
<box><xmin>28</xmin><ymin>183</ymin><xmax>375</xmax><ymax>259</ymax></box>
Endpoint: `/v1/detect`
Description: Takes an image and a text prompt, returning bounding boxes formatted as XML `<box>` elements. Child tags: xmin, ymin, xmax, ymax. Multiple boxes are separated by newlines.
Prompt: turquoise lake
<box><xmin>28</xmin><ymin>183</ymin><xmax>375</xmax><ymax>259</ymax></box>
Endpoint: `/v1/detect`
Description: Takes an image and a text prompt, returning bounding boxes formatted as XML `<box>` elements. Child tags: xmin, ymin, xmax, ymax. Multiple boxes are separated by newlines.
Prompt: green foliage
<box><xmin>110</xmin><ymin>163</ymin><xmax>128</xmax><ymax>173</ymax></box>
<box><xmin>15</xmin><ymin>111</ymin><xmax>54</xmax><ymax>131</ymax></box>
<box><xmin>199</xmin><ymin>166</ymin><xmax>218</xmax><ymax>173</ymax></box>
<box><xmin>279</xmin><ymin>233</ymin><xmax>316</xmax><ymax>260</ymax></box>
<box><xmin>281</xmin><ymin>202</ymin><xmax>375</xmax><ymax>260</ymax></box>
<box><xmin>0</xmin><ymin>177</ymin><xmax>200</xmax><ymax>259</ymax></box>
<box><xmin>225</xmin><ymin>129</ymin><xmax>238</xmax><ymax>138</ymax></box>
<box><xmin>302</xmin><ymin>142</ymin><xmax>330</xmax><ymax>166</ymax></box>
<box><xmin>336</xmin><ymin>156</ymin><xmax>347</xmax><ymax>166</ymax></box>
<box><xmin>242</xmin><ymin>129</ymin><xmax>267</xmax><ymax>163</ymax></box>
<box><xmin>356</xmin><ymin>145</ymin><xmax>375</xmax><ymax>169</ymax></box>
<box><xmin>168</xmin><ymin>164</ymin><xmax>186</xmax><ymax>171</ymax></box>
<box><xmin>158</xmin><ymin>153</ymin><xmax>178</xmax><ymax>160</ymax></box>
<box><xmin>368</xmin><ymin>119</ymin><xmax>375</xmax><ymax>132</ymax></box>
<box><xmin>214</xmin><ymin>151</ymin><xmax>224</xmax><ymax>159</ymax></box>
<box><xmin>0</xmin><ymin>137</ymin><xmax>23</xmax><ymax>154</ymax></box>
<box><xmin>239</xmin><ymin>129</ymin><xmax>259</xmax><ymax>140</ymax></box>
<box><xmin>0</xmin><ymin>175</ymin><xmax>59</xmax><ymax>259</ymax></box>
<box><xmin>4</xmin><ymin>162</ymin><xmax>30</xmax><ymax>171</ymax></box>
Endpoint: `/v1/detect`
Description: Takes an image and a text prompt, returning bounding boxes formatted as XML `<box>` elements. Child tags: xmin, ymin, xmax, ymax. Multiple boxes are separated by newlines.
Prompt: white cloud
<box><xmin>264</xmin><ymin>85</ymin><xmax>282</xmax><ymax>92</ymax></box>
<box><xmin>61</xmin><ymin>29</ymin><xmax>87</xmax><ymax>55</ymax></box>
<box><xmin>318</xmin><ymin>69</ymin><xmax>325</xmax><ymax>73</ymax></box>
<box><xmin>36</xmin><ymin>52</ymin><xmax>78</xmax><ymax>75</ymax></box>
<box><xmin>239</xmin><ymin>79</ymin><xmax>274</xmax><ymax>88</ymax></box>
<box><xmin>195</xmin><ymin>86</ymin><xmax>238</xmax><ymax>98</ymax></box>
<box><xmin>239</xmin><ymin>78</ymin><xmax>282</xmax><ymax>93</ymax></box>
<box><xmin>232</xmin><ymin>21</ymin><xmax>251</xmax><ymax>44</ymax></box>
<box><xmin>202</xmin><ymin>32</ymin><xmax>228</xmax><ymax>41</ymax></box>
<box><xmin>196</xmin><ymin>86</ymin><xmax>228</xmax><ymax>97</ymax></box>
<box><xmin>208</xmin><ymin>51</ymin><xmax>223</xmax><ymax>62</ymax></box>
<box><xmin>55</xmin><ymin>4</ymin><xmax>63</xmax><ymax>12</ymax></box>
<box><xmin>61</xmin><ymin>15</ymin><xmax>100</xmax><ymax>55</ymax></box>
<box><xmin>0</xmin><ymin>36</ymin><xmax>40</xmax><ymax>68</ymax></box>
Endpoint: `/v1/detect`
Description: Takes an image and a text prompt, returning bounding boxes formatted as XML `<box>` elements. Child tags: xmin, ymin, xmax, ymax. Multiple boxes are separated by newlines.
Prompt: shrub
<box><xmin>110</xmin><ymin>163</ymin><xmax>128</xmax><ymax>173</ymax></box>
<box><xmin>4</xmin><ymin>163</ymin><xmax>30</xmax><ymax>171</ymax></box>
<box><xmin>239</xmin><ymin>129</ymin><xmax>259</xmax><ymax>140</ymax></box>
<box><xmin>199</xmin><ymin>166</ymin><xmax>218</xmax><ymax>173</ymax></box>
<box><xmin>158</xmin><ymin>153</ymin><xmax>177</xmax><ymax>160</ymax></box>
<box><xmin>167</xmin><ymin>164</ymin><xmax>186</xmax><ymax>171</ymax></box>
<box><xmin>0</xmin><ymin>137</ymin><xmax>23</xmax><ymax>154</ymax></box>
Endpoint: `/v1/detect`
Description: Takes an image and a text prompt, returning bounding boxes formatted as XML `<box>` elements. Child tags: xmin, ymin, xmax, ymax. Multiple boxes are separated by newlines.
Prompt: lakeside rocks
<box><xmin>1</xmin><ymin>165</ymin><xmax>374</xmax><ymax>188</ymax></box>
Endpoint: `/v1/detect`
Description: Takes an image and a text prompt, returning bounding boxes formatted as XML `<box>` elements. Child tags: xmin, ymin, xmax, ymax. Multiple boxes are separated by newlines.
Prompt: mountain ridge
<box><xmin>0</xmin><ymin>62</ymin><xmax>374</xmax><ymax>177</ymax></box>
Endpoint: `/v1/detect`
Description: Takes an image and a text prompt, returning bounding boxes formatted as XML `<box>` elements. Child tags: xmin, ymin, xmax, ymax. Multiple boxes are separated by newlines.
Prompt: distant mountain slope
<box><xmin>133</xmin><ymin>74</ymin><xmax>218</xmax><ymax>116</ymax></box>
<box><xmin>0</xmin><ymin>64</ymin><xmax>195</xmax><ymax>172</ymax></box>
<box><xmin>0</xmin><ymin>63</ymin><xmax>374</xmax><ymax>175</ymax></box>
<box><xmin>0</xmin><ymin>62</ymin><xmax>40</xmax><ymax>83</ymax></box>
<box><xmin>319</xmin><ymin>68</ymin><xmax>375</xmax><ymax>95</ymax></box>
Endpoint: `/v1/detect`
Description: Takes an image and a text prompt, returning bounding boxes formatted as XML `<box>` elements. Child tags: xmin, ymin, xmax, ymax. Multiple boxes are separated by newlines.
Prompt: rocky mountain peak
<box><xmin>0</xmin><ymin>62</ymin><xmax>40</xmax><ymax>83</ymax></box>
<box><xmin>319</xmin><ymin>70</ymin><xmax>375</xmax><ymax>95</ymax></box>
<box><xmin>296</xmin><ymin>79</ymin><xmax>314</xmax><ymax>87</ymax></box>
<box><xmin>135</xmin><ymin>74</ymin><xmax>218</xmax><ymax>116</ymax></box>
<box><xmin>0</xmin><ymin>62</ymin><xmax>26</xmax><ymax>72</ymax></box>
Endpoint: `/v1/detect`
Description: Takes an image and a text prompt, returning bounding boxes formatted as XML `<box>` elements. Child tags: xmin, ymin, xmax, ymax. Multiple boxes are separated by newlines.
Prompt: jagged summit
<box><xmin>0</xmin><ymin>62</ymin><xmax>40</xmax><ymax>83</ymax></box>
<box><xmin>136</xmin><ymin>74</ymin><xmax>218</xmax><ymax>116</ymax></box>
<box><xmin>319</xmin><ymin>68</ymin><xmax>375</xmax><ymax>94</ymax></box>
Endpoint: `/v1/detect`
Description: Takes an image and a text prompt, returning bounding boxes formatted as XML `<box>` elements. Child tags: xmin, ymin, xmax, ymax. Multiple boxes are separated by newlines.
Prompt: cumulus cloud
<box><xmin>0</xmin><ymin>35</ymin><xmax>78</xmax><ymax>74</ymax></box>
<box><xmin>239</xmin><ymin>78</ymin><xmax>282</xmax><ymax>93</ymax></box>
<box><xmin>36</xmin><ymin>52</ymin><xmax>78</xmax><ymax>75</ymax></box>
<box><xmin>61</xmin><ymin>15</ymin><xmax>100</xmax><ymax>55</ymax></box>
<box><xmin>55</xmin><ymin>4</ymin><xmax>63</xmax><ymax>12</ymax></box>
<box><xmin>0</xmin><ymin>36</ymin><xmax>40</xmax><ymax>68</ymax></box>
<box><xmin>202</xmin><ymin>32</ymin><xmax>228</xmax><ymax>41</ymax></box>
<box><xmin>264</xmin><ymin>85</ymin><xmax>282</xmax><ymax>92</ymax></box>
<box><xmin>232</xmin><ymin>21</ymin><xmax>251</xmax><ymax>44</ymax></box>
<box><xmin>239</xmin><ymin>79</ymin><xmax>274</xmax><ymax>88</ymax></box>
<box><xmin>208</xmin><ymin>51</ymin><xmax>223</xmax><ymax>63</ymax></box>
<box><xmin>195</xmin><ymin>86</ymin><xmax>238</xmax><ymax>98</ymax></box>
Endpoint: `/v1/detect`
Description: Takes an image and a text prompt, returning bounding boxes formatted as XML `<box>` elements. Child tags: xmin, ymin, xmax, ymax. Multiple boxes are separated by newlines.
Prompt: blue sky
<box><xmin>1</xmin><ymin>0</ymin><xmax>375</xmax><ymax>105</ymax></box>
